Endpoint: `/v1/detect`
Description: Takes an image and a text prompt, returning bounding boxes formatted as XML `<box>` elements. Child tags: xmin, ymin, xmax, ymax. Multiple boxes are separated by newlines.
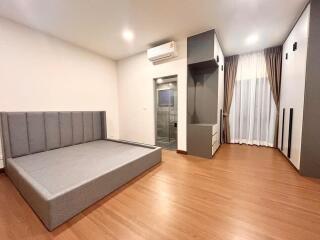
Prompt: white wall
<box><xmin>278</xmin><ymin>5</ymin><xmax>310</xmax><ymax>169</ymax></box>
<box><xmin>117</xmin><ymin>40</ymin><xmax>187</xmax><ymax>151</ymax></box>
<box><xmin>0</xmin><ymin>18</ymin><xmax>120</xmax><ymax>167</ymax></box>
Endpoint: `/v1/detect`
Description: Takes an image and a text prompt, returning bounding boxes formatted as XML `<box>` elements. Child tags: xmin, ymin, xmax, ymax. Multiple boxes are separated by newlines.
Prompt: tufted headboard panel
<box><xmin>0</xmin><ymin>111</ymin><xmax>106</xmax><ymax>162</ymax></box>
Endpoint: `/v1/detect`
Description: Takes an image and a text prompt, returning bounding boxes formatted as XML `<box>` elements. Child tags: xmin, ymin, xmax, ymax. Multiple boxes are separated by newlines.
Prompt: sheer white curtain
<box><xmin>229</xmin><ymin>51</ymin><xmax>277</xmax><ymax>147</ymax></box>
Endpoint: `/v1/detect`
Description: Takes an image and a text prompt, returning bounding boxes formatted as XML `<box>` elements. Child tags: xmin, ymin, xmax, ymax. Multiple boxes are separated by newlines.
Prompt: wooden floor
<box><xmin>1</xmin><ymin>144</ymin><xmax>320</xmax><ymax>240</ymax></box>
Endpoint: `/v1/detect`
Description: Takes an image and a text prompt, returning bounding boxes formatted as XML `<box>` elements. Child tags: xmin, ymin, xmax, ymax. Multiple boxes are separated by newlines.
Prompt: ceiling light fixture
<box><xmin>156</xmin><ymin>78</ymin><xmax>163</xmax><ymax>84</ymax></box>
<box><xmin>245</xmin><ymin>34</ymin><xmax>259</xmax><ymax>45</ymax></box>
<box><xmin>122</xmin><ymin>29</ymin><xmax>134</xmax><ymax>42</ymax></box>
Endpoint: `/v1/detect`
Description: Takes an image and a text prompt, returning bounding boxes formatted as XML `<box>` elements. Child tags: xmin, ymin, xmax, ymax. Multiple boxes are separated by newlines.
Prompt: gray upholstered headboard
<box><xmin>0</xmin><ymin>111</ymin><xmax>106</xmax><ymax>163</ymax></box>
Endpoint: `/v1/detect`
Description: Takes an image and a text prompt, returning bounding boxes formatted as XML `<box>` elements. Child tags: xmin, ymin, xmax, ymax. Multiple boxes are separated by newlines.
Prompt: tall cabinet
<box><xmin>279</xmin><ymin>0</ymin><xmax>320</xmax><ymax>178</ymax></box>
<box><xmin>278</xmin><ymin>4</ymin><xmax>310</xmax><ymax>170</ymax></box>
<box><xmin>187</xmin><ymin>30</ymin><xmax>224</xmax><ymax>159</ymax></box>
<box><xmin>215</xmin><ymin>34</ymin><xmax>225</xmax><ymax>150</ymax></box>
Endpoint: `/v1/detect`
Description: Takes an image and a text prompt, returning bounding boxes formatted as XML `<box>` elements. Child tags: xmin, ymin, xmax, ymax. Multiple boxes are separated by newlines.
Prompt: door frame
<box><xmin>153</xmin><ymin>75</ymin><xmax>178</xmax><ymax>149</ymax></box>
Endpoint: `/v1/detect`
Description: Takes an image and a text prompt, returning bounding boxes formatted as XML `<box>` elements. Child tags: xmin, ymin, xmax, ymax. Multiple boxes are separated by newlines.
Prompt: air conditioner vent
<box><xmin>147</xmin><ymin>41</ymin><xmax>178</xmax><ymax>62</ymax></box>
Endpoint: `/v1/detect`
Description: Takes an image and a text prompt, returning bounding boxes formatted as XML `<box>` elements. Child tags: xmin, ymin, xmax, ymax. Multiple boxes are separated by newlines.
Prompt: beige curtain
<box><xmin>223</xmin><ymin>55</ymin><xmax>239</xmax><ymax>143</ymax></box>
<box><xmin>264</xmin><ymin>46</ymin><xmax>282</xmax><ymax>146</ymax></box>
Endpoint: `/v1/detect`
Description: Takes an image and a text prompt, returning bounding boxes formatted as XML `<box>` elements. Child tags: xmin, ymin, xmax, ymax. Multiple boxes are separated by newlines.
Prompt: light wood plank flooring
<box><xmin>1</xmin><ymin>144</ymin><xmax>320</xmax><ymax>240</ymax></box>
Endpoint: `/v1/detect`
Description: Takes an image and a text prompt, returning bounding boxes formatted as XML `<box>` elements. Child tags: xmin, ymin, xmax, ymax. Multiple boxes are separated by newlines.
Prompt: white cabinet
<box><xmin>0</xmin><ymin>126</ymin><xmax>3</xmax><ymax>168</ymax></box>
<box><xmin>212</xmin><ymin>124</ymin><xmax>219</xmax><ymax>155</ymax></box>
<box><xmin>214</xmin><ymin>32</ymin><xmax>225</xmax><ymax>155</ymax></box>
<box><xmin>278</xmin><ymin>5</ymin><xmax>310</xmax><ymax>169</ymax></box>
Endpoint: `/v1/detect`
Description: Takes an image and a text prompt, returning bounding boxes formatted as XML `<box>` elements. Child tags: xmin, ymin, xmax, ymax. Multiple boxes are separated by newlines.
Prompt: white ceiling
<box><xmin>0</xmin><ymin>0</ymin><xmax>308</xmax><ymax>60</ymax></box>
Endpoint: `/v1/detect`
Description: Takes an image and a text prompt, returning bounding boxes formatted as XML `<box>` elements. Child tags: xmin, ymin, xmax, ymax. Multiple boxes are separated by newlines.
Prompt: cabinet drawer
<box><xmin>212</xmin><ymin>124</ymin><xmax>218</xmax><ymax>135</ymax></box>
<box><xmin>212</xmin><ymin>141</ymin><xmax>219</xmax><ymax>155</ymax></box>
<box><xmin>212</xmin><ymin>133</ymin><xmax>218</xmax><ymax>145</ymax></box>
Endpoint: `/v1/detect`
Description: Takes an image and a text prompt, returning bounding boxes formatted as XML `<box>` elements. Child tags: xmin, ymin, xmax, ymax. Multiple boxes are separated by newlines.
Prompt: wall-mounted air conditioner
<box><xmin>147</xmin><ymin>41</ymin><xmax>178</xmax><ymax>62</ymax></box>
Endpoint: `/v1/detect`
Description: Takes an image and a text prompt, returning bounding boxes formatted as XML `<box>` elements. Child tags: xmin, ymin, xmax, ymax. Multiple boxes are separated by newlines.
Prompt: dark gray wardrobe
<box><xmin>187</xmin><ymin>30</ymin><xmax>224</xmax><ymax>159</ymax></box>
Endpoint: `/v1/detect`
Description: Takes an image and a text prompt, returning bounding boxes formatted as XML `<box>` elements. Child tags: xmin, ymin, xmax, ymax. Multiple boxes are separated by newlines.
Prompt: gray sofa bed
<box><xmin>0</xmin><ymin>111</ymin><xmax>161</xmax><ymax>231</ymax></box>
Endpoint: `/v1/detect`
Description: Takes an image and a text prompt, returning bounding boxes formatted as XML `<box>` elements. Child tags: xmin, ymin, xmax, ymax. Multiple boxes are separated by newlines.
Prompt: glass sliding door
<box><xmin>155</xmin><ymin>78</ymin><xmax>177</xmax><ymax>150</ymax></box>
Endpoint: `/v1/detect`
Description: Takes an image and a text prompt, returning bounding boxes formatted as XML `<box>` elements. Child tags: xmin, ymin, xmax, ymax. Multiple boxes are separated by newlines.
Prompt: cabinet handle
<box><xmin>281</xmin><ymin>108</ymin><xmax>285</xmax><ymax>151</ymax></box>
<box><xmin>293</xmin><ymin>42</ymin><xmax>297</xmax><ymax>51</ymax></box>
<box><xmin>288</xmin><ymin>108</ymin><xmax>293</xmax><ymax>158</ymax></box>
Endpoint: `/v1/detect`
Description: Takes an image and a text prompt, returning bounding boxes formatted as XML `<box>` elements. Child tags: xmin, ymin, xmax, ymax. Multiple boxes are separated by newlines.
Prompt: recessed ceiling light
<box><xmin>245</xmin><ymin>34</ymin><xmax>259</xmax><ymax>45</ymax></box>
<box><xmin>122</xmin><ymin>29</ymin><xmax>134</xmax><ymax>42</ymax></box>
<box><xmin>156</xmin><ymin>78</ymin><xmax>163</xmax><ymax>84</ymax></box>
